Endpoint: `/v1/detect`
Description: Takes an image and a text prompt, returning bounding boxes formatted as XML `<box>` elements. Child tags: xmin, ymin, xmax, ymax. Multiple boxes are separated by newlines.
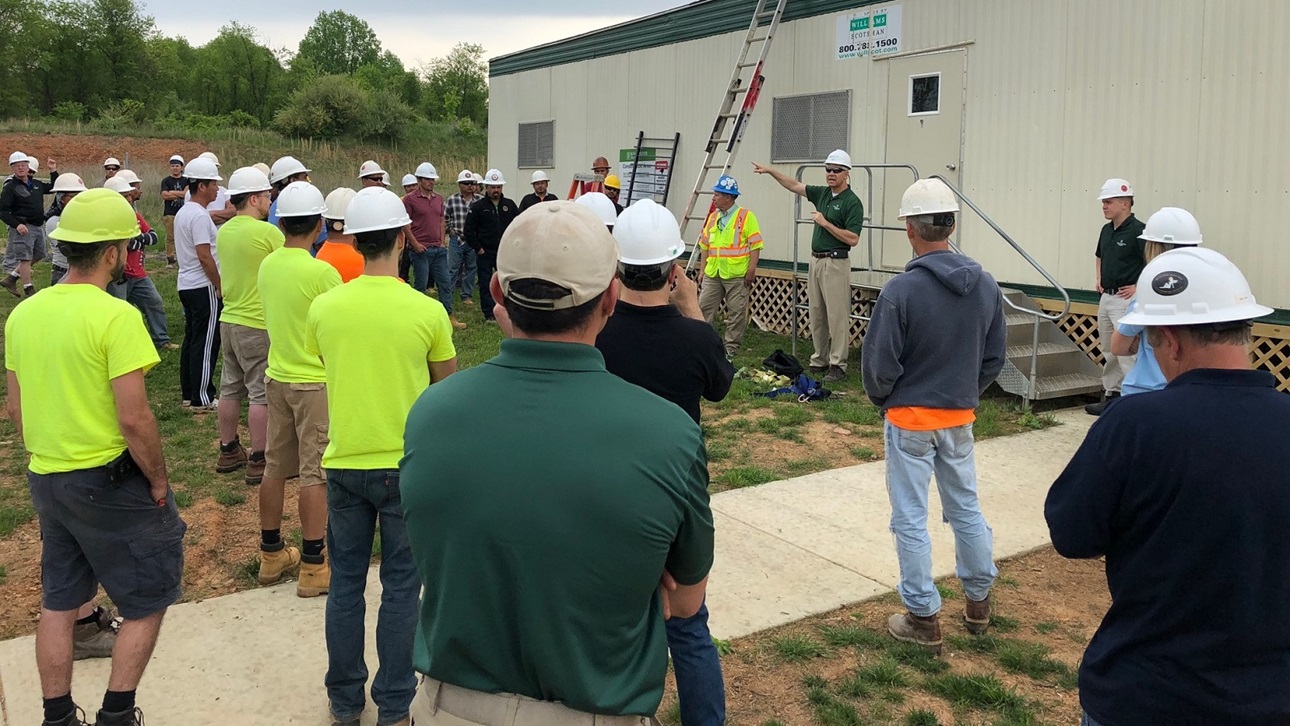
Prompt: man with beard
<box><xmin>463</xmin><ymin>169</ymin><xmax>519</xmax><ymax>324</ymax></box>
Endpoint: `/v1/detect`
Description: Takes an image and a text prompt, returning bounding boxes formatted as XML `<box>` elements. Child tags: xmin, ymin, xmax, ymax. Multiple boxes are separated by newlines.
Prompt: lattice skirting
<box><xmin>746</xmin><ymin>271</ymin><xmax>1290</xmax><ymax>392</ymax></box>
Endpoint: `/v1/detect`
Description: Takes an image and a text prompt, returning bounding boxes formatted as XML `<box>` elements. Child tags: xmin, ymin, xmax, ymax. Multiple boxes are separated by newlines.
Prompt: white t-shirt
<box><xmin>174</xmin><ymin>200</ymin><xmax>220</xmax><ymax>291</ymax></box>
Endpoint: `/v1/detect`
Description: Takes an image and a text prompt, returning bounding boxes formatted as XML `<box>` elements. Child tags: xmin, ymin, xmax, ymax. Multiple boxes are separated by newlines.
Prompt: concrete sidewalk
<box><xmin>0</xmin><ymin>409</ymin><xmax>1092</xmax><ymax>725</ymax></box>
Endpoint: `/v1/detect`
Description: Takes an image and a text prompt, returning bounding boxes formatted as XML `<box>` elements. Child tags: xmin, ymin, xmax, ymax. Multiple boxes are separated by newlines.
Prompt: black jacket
<box><xmin>0</xmin><ymin>172</ymin><xmax>58</xmax><ymax>228</ymax></box>
<box><xmin>519</xmin><ymin>192</ymin><xmax>557</xmax><ymax>211</ymax></box>
<box><xmin>464</xmin><ymin>195</ymin><xmax>519</xmax><ymax>255</ymax></box>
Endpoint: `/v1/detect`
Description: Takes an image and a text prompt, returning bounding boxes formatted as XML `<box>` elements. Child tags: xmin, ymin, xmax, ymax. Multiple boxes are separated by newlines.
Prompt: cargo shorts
<box><xmin>264</xmin><ymin>378</ymin><xmax>330</xmax><ymax>488</ymax></box>
<box><xmin>29</xmin><ymin>453</ymin><xmax>186</xmax><ymax>620</ymax></box>
<box><xmin>219</xmin><ymin>323</ymin><xmax>270</xmax><ymax>405</ymax></box>
<box><xmin>4</xmin><ymin>225</ymin><xmax>46</xmax><ymax>269</ymax></box>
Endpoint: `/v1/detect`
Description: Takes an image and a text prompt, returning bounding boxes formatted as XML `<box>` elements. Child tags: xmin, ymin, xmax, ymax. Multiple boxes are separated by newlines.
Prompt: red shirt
<box><xmin>403</xmin><ymin>190</ymin><xmax>445</xmax><ymax>248</ymax></box>
<box><xmin>124</xmin><ymin>212</ymin><xmax>151</xmax><ymax>279</ymax></box>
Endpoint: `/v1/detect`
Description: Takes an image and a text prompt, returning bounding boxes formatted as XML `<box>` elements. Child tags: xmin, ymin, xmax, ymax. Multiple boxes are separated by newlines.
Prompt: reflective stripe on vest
<box><xmin>705</xmin><ymin>209</ymin><xmax>754</xmax><ymax>258</ymax></box>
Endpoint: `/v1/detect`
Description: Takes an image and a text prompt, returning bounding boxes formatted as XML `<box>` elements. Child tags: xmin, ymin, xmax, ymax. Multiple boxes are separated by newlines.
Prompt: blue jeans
<box><xmin>884</xmin><ymin>420</ymin><xmax>997</xmax><ymax>617</ymax></box>
<box><xmin>109</xmin><ymin>276</ymin><xmax>171</xmax><ymax>346</ymax></box>
<box><xmin>325</xmin><ymin>469</ymin><xmax>419</xmax><ymax>725</ymax></box>
<box><xmin>410</xmin><ymin>247</ymin><xmax>454</xmax><ymax>314</ymax></box>
<box><xmin>448</xmin><ymin>234</ymin><xmax>476</xmax><ymax>302</ymax></box>
<box><xmin>1080</xmin><ymin>712</ymin><xmax>1104</xmax><ymax>726</ymax></box>
<box><xmin>666</xmin><ymin>601</ymin><xmax>726</xmax><ymax>726</ymax></box>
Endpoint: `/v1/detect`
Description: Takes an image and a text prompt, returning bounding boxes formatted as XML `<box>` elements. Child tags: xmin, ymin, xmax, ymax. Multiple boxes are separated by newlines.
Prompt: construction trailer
<box><xmin>487</xmin><ymin>0</ymin><xmax>1290</xmax><ymax>395</ymax></box>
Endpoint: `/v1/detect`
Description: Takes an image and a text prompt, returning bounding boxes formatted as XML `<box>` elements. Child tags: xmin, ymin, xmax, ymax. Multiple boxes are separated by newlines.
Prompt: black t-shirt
<box><xmin>1095</xmin><ymin>213</ymin><xmax>1146</xmax><ymax>290</ymax></box>
<box><xmin>519</xmin><ymin>193</ymin><xmax>557</xmax><ymax>211</ymax></box>
<box><xmin>161</xmin><ymin>175</ymin><xmax>188</xmax><ymax>216</ymax></box>
<box><xmin>596</xmin><ymin>301</ymin><xmax>735</xmax><ymax>423</ymax></box>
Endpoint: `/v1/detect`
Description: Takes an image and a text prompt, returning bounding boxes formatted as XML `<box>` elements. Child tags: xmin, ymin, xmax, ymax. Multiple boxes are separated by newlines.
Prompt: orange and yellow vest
<box><xmin>698</xmin><ymin>206</ymin><xmax>763</xmax><ymax>279</ymax></box>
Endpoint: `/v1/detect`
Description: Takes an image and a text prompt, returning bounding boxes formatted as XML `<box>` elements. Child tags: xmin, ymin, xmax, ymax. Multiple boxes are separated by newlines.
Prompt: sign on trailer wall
<box><xmin>836</xmin><ymin>4</ymin><xmax>903</xmax><ymax>61</ymax></box>
<box><xmin>619</xmin><ymin>148</ymin><xmax>670</xmax><ymax>205</ymax></box>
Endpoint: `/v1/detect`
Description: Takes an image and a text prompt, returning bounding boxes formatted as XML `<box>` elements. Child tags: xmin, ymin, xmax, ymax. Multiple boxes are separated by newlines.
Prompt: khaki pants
<box><xmin>410</xmin><ymin>677</ymin><xmax>659</xmax><ymax>726</ymax></box>
<box><xmin>1097</xmin><ymin>292</ymin><xmax>1135</xmax><ymax>393</ymax></box>
<box><xmin>808</xmin><ymin>256</ymin><xmax>853</xmax><ymax>370</ymax></box>
<box><xmin>698</xmin><ymin>275</ymin><xmax>750</xmax><ymax>354</ymax></box>
<box><xmin>163</xmin><ymin>214</ymin><xmax>176</xmax><ymax>261</ymax></box>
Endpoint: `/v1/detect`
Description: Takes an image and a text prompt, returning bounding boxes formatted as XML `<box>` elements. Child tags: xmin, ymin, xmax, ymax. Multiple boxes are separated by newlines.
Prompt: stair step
<box><xmin>1005</xmin><ymin>313</ymin><xmax>1046</xmax><ymax>326</ymax></box>
<box><xmin>1006</xmin><ymin>342</ymin><xmax>1075</xmax><ymax>358</ymax></box>
<box><xmin>1032</xmin><ymin>373</ymin><xmax>1102</xmax><ymax>398</ymax></box>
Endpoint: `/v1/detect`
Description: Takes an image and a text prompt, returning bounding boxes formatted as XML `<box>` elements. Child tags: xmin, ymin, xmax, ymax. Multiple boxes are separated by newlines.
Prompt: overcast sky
<box><xmin>139</xmin><ymin>1</ymin><xmax>694</xmax><ymax>70</ymax></box>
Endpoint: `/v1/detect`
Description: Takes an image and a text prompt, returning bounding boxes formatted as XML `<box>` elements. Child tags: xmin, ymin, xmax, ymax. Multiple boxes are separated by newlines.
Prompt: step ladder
<box><xmin>680</xmin><ymin>0</ymin><xmax>789</xmax><ymax>270</ymax></box>
<box><xmin>565</xmin><ymin>172</ymin><xmax>600</xmax><ymax>200</ymax></box>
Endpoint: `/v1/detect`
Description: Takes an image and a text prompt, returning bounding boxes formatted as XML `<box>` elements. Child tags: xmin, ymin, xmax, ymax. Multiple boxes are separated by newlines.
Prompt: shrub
<box><xmin>274</xmin><ymin>75</ymin><xmax>369</xmax><ymax>140</ymax></box>
<box><xmin>52</xmin><ymin>101</ymin><xmax>87</xmax><ymax>122</ymax></box>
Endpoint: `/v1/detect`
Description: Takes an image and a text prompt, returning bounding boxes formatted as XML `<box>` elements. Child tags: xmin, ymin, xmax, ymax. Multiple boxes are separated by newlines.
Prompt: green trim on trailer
<box><xmin>490</xmin><ymin>0</ymin><xmax>885</xmax><ymax>77</ymax></box>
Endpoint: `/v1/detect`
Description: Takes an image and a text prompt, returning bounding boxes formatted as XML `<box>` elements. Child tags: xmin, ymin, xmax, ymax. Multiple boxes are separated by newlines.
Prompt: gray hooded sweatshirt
<box><xmin>861</xmin><ymin>249</ymin><xmax>1006</xmax><ymax>411</ymax></box>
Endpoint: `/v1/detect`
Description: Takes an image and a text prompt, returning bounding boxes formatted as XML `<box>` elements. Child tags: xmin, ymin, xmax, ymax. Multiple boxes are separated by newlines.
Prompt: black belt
<box><xmin>812</xmin><ymin>250</ymin><xmax>849</xmax><ymax>259</ymax></box>
<box><xmin>1103</xmin><ymin>286</ymin><xmax>1130</xmax><ymax>295</ymax></box>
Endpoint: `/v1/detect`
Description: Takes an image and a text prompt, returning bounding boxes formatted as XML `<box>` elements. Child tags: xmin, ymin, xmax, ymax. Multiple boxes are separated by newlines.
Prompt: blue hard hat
<box><xmin>712</xmin><ymin>175</ymin><xmax>740</xmax><ymax>196</ymax></box>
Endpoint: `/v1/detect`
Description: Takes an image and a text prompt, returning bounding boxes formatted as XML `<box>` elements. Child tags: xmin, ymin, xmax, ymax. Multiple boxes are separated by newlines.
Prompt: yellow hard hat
<box><xmin>48</xmin><ymin>188</ymin><xmax>140</xmax><ymax>244</ymax></box>
<box><xmin>603</xmin><ymin>174</ymin><xmax>621</xmax><ymax>190</ymax></box>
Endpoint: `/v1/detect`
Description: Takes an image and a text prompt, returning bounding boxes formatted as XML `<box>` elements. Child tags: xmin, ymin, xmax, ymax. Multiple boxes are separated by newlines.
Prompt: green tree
<box><xmin>295</xmin><ymin>11</ymin><xmax>380</xmax><ymax>76</ymax></box>
<box><xmin>421</xmin><ymin>42</ymin><xmax>488</xmax><ymax>126</ymax></box>
<box><xmin>274</xmin><ymin>74</ymin><xmax>369</xmax><ymax>139</ymax></box>
<box><xmin>194</xmin><ymin>23</ymin><xmax>285</xmax><ymax>122</ymax></box>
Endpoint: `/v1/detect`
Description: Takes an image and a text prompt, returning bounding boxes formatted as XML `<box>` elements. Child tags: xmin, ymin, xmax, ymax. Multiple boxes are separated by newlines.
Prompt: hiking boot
<box><xmin>450</xmin><ymin>316</ymin><xmax>467</xmax><ymax>330</ymax></box>
<box><xmin>42</xmin><ymin>706</ymin><xmax>90</xmax><ymax>726</ymax></box>
<box><xmin>461</xmin><ymin>297</ymin><xmax>474</xmax><ymax>306</ymax></box>
<box><xmin>298</xmin><ymin>557</ymin><xmax>331</xmax><ymax>598</ymax></box>
<box><xmin>245</xmin><ymin>453</ymin><xmax>265</xmax><ymax>486</ymax></box>
<box><xmin>808</xmin><ymin>364</ymin><xmax>828</xmax><ymax>374</ymax></box>
<box><xmin>72</xmin><ymin>606</ymin><xmax>119</xmax><ymax>660</ymax></box>
<box><xmin>93</xmin><ymin>707</ymin><xmax>144</xmax><ymax>726</ymax></box>
<box><xmin>259</xmin><ymin>545</ymin><xmax>301</xmax><ymax>585</ymax></box>
<box><xmin>0</xmin><ymin>275</ymin><xmax>20</xmax><ymax>298</ymax></box>
<box><xmin>1084</xmin><ymin>391</ymin><xmax>1119</xmax><ymax>416</ymax></box>
<box><xmin>331</xmin><ymin>709</ymin><xmax>361</xmax><ymax>726</ymax></box>
<box><xmin>888</xmin><ymin>611</ymin><xmax>943</xmax><ymax>654</ymax></box>
<box><xmin>216</xmin><ymin>440</ymin><xmax>247</xmax><ymax>473</ymax></box>
<box><xmin>824</xmin><ymin>365</ymin><xmax>848</xmax><ymax>382</ymax></box>
<box><xmin>964</xmin><ymin>595</ymin><xmax>992</xmax><ymax>635</ymax></box>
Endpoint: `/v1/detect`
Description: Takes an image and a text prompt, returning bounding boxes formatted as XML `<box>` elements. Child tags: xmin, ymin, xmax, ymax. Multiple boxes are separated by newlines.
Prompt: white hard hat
<box><xmin>530</xmin><ymin>170</ymin><xmax>550</xmax><ymax>183</ymax></box>
<box><xmin>344</xmin><ymin>187</ymin><xmax>412</xmax><ymax>234</ymax></box>
<box><xmin>358</xmin><ymin>160</ymin><xmax>386</xmax><ymax>179</ymax></box>
<box><xmin>103</xmin><ymin>157</ymin><xmax>121</xmax><ymax>168</ymax></box>
<box><xmin>26</xmin><ymin>156</ymin><xmax>38</xmax><ymax>172</ymax></box>
<box><xmin>226</xmin><ymin>166</ymin><xmax>273</xmax><ymax>195</ymax></box>
<box><xmin>575</xmin><ymin>192</ymin><xmax>617</xmax><ymax>227</ymax></box>
<box><xmin>251</xmin><ymin>162</ymin><xmax>271</xmax><ymax>176</ymax></box>
<box><xmin>613</xmin><ymin>199</ymin><xmax>685</xmax><ymax>265</ymax></box>
<box><xmin>456</xmin><ymin>169</ymin><xmax>474</xmax><ymax>184</ymax></box>
<box><xmin>1097</xmin><ymin>178</ymin><xmax>1134</xmax><ymax>200</ymax></box>
<box><xmin>51</xmin><ymin>173</ymin><xmax>87</xmax><ymax>193</ymax></box>
<box><xmin>322</xmin><ymin>187</ymin><xmax>358</xmax><ymax>221</ymax></box>
<box><xmin>104</xmin><ymin>176</ymin><xmax>133</xmax><ymax>194</ymax></box>
<box><xmin>269</xmin><ymin>156</ymin><xmax>310</xmax><ymax>184</ymax></box>
<box><xmin>824</xmin><ymin>149</ymin><xmax>852</xmax><ymax>169</ymax></box>
<box><xmin>471</xmin><ymin>172</ymin><xmax>484</xmax><ymax>183</ymax></box>
<box><xmin>1140</xmin><ymin>207</ymin><xmax>1202</xmax><ymax>246</ymax></box>
<box><xmin>117</xmin><ymin>169</ymin><xmax>141</xmax><ymax>186</ymax></box>
<box><xmin>1119</xmin><ymin>247</ymin><xmax>1272</xmax><ymax>327</ymax></box>
<box><xmin>897</xmin><ymin>178</ymin><xmax>959</xmax><ymax>220</ymax></box>
<box><xmin>8</xmin><ymin>151</ymin><xmax>28</xmax><ymax>165</ymax></box>
<box><xmin>401</xmin><ymin>174</ymin><xmax>417</xmax><ymax>187</ymax></box>
<box><xmin>169</xmin><ymin>155</ymin><xmax>185</xmax><ymax>165</ymax></box>
<box><xmin>275</xmin><ymin>181</ymin><xmax>327</xmax><ymax>218</ymax></box>
<box><xmin>183</xmin><ymin>157</ymin><xmax>222</xmax><ymax>181</ymax></box>
<box><xmin>381</xmin><ymin>172</ymin><xmax>391</xmax><ymax>187</ymax></box>
<box><xmin>198</xmin><ymin>151</ymin><xmax>220</xmax><ymax>165</ymax></box>
<box><xmin>414</xmin><ymin>162</ymin><xmax>439</xmax><ymax>180</ymax></box>
<box><xmin>482</xmin><ymin>168</ymin><xmax>506</xmax><ymax>185</ymax></box>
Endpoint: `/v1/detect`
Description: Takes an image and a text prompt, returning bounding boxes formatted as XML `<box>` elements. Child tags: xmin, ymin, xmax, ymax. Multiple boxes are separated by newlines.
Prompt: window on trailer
<box><xmin>909</xmin><ymin>74</ymin><xmax>940</xmax><ymax>116</ymax></box>
<box><xmin>771</xmin><ymin>90</ymin><xmax>851</xmax><ymax>163</ymax></box>
<box><xmin>518</xmin><ymin>121</ymin><xmax>554</xmax><ymax>168</ymax></box>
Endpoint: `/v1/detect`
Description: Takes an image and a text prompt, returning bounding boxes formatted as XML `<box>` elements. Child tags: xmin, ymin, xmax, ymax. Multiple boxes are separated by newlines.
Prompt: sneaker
<box><xmin>725</xmin><ymin>351</ymin><xmax>737</xmax><ymax>362</ymax></box>
<box><xmin>964</xmin><ymin>594</ymin><xmax>991</xmax><ymax>635</ymax></box>
<box><xmin>450</xmin><ymin>316</ymin><xmax>467</xmax><ymax>331</ymax></box>
<box><xmin>887</xmin><ymin>611</ymin><xmax>943</xmax><ymax>654</ymax></box>
<box><xmin>824</xmin><ymin>365</ymin><xmax>848</xmax><ymax>382</ymax></box>
<box><xmin>0</xmin><ymin>275</ymin><xmax>20</xmax><ymax>298</ymax></box>
<box><xmin>216</xmin><ymin>440</ymin><xmax>247</xmax><ymax>473</ymax></box>
<box><xmin>298</xmin><ymin>557</ymin><xmax>331</xmax><ymax>598</ymax></box>
<box><xmin>72</xmin><ymin>606</ymin><xmax>119</xmax><ymax>660</ymax></box>
<box><xmin>93</xmin><ymin>707</ymin><xmax>144</xmax><ymax>726</ymax></box>
<box><xmin>461</xmin><ymin>298</ymin><xmax>474</xmax><ymax>306</ymax></box>
<box><xmin>158</xmin><ymin>342</ymin><xmax>180</xmax><ymax>351</ymax></box>
<box><xmin>259</xmin><ymin>545</ymin><xmax>301</xmax><ymax>585</ymax></box>
<box><xmin>42</xmin><ymin>705</ymin><xmax>90</xmax><ymax>726</ymax></box>
<box><xmin>245</xmin><ymin>454</ymin><xmax>265</xmax><ymax>486</ymax></box>
<box><xmin>188</xmin><ymin>399</ymin><xmax>219</xmax><ymax>412</ymax></box>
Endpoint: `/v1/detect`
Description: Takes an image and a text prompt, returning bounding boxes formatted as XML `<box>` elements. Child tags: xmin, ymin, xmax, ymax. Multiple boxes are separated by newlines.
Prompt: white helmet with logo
<box><xmin>414</xmin><ymin>162</ymin><xmax>439</xmax><ymax>180</ymax></box>
<box><xmin>613</xmin><ymin>199</ymin><xmax>685</xmax><ymax>265</ymax></box>
<box><xmin>1139</xmin><ymin>207</ymin><xmax>1202</xmax><ymax>246</ymax></box>
<box><xmin>482</xmin><ymin>169</ymin><xmax>506</xmax><ymax>186</ymax></box>
<box><xmin>824</xmin><ymin>149</ymin><xmax>852</xmax><ymax>169</ymax></box>
<box><xmin>1119</xmin><ymin>247</ymin><xmax>1272</xmax><ymax>327</ymax></box>
<box><xmin>456</xmin><ymin>169</ymin><xmax>475</xmax><ymax>184</ymax></box>
<box><xmin>51</xmin><ymin>173</ymin><xmax>87</xmax><ymax>193</ymax></box>
<box><xmin>897</xmin><ymin>179</ymin><xmax>959</xmax><ymax>219</ymax></box>
<box><xmin>1097</xmin><ymin>178</ymin><xmax>1134</xmax><ymax>200</ymax></box>
<box><xmin>358</xmin><ymin>160</ymin><xmax>386</xmax><ymax>179</ymax></box>
<box><xmin>344</xmin><ymin>187</ymin><xmax>412</xmax><ymax>234</ymax></box>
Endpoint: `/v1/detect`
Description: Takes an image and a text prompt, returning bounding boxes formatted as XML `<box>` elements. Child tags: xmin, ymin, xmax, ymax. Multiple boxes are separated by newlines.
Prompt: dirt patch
<box><xmin>0</xmin><ymin>133</ymin><xmax>206</xmax><ymax>168</ymax></box>
<box><xmin>659</xmin><ymin>547</ymin><xmax>1109</xmax><ymax>725</ymax></box>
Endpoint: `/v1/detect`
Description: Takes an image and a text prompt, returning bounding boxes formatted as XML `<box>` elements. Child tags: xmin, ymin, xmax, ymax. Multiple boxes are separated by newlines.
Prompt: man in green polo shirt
<box><xmin>401</xmin><ymin>201</ymin><xmax>715</xmax><ymax>725</ymax></box>
<box><xmin>1086</xmin><ymin>178</ymin><xmax>1146</xmax><ymax>416</ymax></box>
<box><xmin>754</xmin><ymin>150</ymin><xmax>864</xmax><ymax>381</ymax></box>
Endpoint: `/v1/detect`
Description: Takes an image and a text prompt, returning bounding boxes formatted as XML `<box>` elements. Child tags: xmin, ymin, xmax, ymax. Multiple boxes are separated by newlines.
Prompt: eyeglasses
<box><xmin>105</xmin><ymin>166</ymin><xmax>121</xmax><ymax>172</ymax></box>
<box><xmin>825</xmin><ymin>167</ymin><xmax>847</xmax><ymax>174</ymax></box>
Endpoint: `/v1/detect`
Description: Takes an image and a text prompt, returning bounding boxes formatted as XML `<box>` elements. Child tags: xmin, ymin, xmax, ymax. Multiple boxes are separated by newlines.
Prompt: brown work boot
<box><xmin>72</xmin><ymin>606</ymin><xmax>118</xmax><ymax>660</ymax></box>
<box><xmin>297</xmin><ymin>556</ymin><xmax>331</xmax><ymax>598</ymax></box>
<box><xmin>450</xmin><ymin>316</ymin><xmax>467</xmax><ymax>330</ymax></box>
<box><xmin>964</xmin><ymin>594</ymin><xmax>992</xmax><ymax>635</ymax></box>
<box><xmin>888</xmin><ymin>611</ymin><xmax>943</xmax><ymax>654</ymax></box>
<box><xmin>216</xmin><ymin>439</ymin><xmax>247</xmax><ymax>473</ymax></box>
<box><xmin>0</xmin><ymin>275</ymin><xmax>20</xmax><ymax>298</ymax></box>
<box><xmin>245</xmin><ymin>452</ymin><xmax>266</xmax><ymax>486</ymax></box>
<box><xmin>259</xmin><ymin>544</ymin><xmax>301</xmax><ymax>585</ymax></box>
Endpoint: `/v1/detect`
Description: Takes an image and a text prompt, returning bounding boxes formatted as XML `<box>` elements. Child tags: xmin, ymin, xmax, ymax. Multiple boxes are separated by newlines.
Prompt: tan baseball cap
<box><xmin>497</xmin><ymin>201</ymin><xmax>619</xmax><ymax>310</ymax></box>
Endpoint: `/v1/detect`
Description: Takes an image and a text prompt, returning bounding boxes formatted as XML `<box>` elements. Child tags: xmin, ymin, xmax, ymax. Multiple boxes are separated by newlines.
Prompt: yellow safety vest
<box><xmin>698</xmin><ymin>207</ymin><xmax>763</xmax><ymax>279</ymax></box>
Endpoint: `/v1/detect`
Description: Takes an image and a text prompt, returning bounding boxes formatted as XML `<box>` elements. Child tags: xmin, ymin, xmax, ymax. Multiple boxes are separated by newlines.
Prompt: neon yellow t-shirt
<box><xmin>304</xmin><ymin>275</ymin><xmax>457</xmax><ymax>469</ymax></box>
<box><xmin>5</xmin><ymin>285</ymin><xmax>160</xmax><ymax>474</ymax></box>
<box><xmin>259</xmin><ymin>246</ymin><xmax>342</xmax><ymax>383</ymax></box>
<box><xmin>217</xmin><ymin>214</ymin><xmax>284</xmax><ymax>329</ymax></box>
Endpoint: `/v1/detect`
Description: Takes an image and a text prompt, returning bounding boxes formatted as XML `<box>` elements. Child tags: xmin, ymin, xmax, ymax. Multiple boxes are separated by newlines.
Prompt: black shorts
<box><xmin>29</xmin><ymin>455</ymin><xmax>186</xmax><ymax>620</ymax></box>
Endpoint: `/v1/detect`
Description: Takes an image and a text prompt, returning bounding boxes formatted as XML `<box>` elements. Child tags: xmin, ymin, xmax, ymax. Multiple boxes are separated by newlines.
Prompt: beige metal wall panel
<box><xmin>549</xmin><ymin>61</ymin><xmax>591</xmax><ymax>183</ymax></box>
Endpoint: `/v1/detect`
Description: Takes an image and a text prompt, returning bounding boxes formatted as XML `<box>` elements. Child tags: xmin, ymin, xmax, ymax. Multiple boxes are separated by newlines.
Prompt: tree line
<box><xmin>0</xmin><ymin>0</ymin><xmax>489</xmax><ymax>143</ymax></box>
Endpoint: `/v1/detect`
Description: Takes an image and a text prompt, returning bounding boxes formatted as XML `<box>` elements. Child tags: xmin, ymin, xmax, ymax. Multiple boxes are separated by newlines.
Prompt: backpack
<box><xmin>762</xmin><ymin>349</ymin><xmax>804</xmax><ymax>378</ymax></box>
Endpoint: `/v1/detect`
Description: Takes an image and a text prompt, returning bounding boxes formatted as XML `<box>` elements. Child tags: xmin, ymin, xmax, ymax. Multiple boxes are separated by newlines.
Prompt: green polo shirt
<box><xmin>1096</xmin><ymin>213</ymin><xmax>1147</xmax><ymax>290</ymax></box>
<box><xmin>806</xmin><ymin>184</ymin><xmax>865</xmax><ymax>253</ymax></box>
<box><xmin>400</xmin><ymin>339</ymin><xmax>714</xmax><ymax>717</ymax></box>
